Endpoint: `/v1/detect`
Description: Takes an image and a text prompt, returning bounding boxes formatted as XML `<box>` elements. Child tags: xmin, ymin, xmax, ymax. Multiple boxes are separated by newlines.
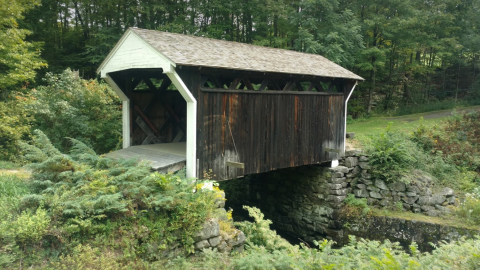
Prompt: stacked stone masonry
<box><xmin>342</xmin><ymin>149</ymin><xmax>456</xmax><ymax>217</ymax></box>
<box><xmin>192</xmin><ymin>191</ymin><xmax>246</xmax><ymax>253</ymax></box>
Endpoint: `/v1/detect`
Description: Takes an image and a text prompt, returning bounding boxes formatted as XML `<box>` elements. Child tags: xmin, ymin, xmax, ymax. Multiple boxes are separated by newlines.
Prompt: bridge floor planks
<box><xmin>107</xmin><ymin>142</ymin><xmax>186</xmax><ymax>172</ymax></box>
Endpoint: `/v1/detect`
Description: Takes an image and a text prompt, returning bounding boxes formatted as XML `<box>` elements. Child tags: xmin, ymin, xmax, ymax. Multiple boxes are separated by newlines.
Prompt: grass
<box><xmin>0</xmin><ymin>170</ymin><xmax>31</xmax><ymax>220</ymax></box>
<box><xmin>371</xmin><ymin>208</ymin><xmax>480</xmax><ymax>231</ymax></box>
<box><xmin>0</xmin><ymin>161</ymin><xmax>22</xmax><ymax>170</ymax></box>
<box><xmin>347</xmin><ymin>105</ymin><xmax>480</xmax><ymax>137</ymax></box>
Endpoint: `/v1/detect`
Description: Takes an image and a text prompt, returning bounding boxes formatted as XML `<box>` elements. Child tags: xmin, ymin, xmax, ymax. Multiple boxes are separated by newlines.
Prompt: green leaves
<box><xmin>0</xmin><ymin>0</ymin><xmax>46</xmax><ymax>95</ymax></box>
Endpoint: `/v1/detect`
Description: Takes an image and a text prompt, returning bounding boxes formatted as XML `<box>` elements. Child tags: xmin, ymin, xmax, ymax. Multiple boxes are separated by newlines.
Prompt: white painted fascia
<box><xmin>344</xmin><ymin>82</ymin><xmax>357</xmax><ymax>153</ymax></box>
<box><xmin>97</xmin><ymin>29</ymin><xmax>176</xmax><ymax>78</ymax></box>
<box><xmin>166</xmin><ymin>71</ymin><xmax>197</xmax><ymax>180</ymax></box>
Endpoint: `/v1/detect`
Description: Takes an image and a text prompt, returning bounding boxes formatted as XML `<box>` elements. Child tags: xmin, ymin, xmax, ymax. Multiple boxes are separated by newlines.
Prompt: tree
<box><xmin>0</xmin><ymin>0</ymin><xmax>46</xmax><ymax>97</ymax></box>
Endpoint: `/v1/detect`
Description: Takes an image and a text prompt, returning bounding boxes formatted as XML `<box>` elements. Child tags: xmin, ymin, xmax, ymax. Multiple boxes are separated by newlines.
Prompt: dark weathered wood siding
<box><xmin>178</xmin><ymin>68</ymin><xmax>347</xmax><ymax>180</ymax></box>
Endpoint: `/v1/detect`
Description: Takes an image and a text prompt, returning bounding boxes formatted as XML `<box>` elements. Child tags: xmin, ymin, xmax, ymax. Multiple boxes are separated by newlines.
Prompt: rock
<box><xmin>341</xmin><ymin>182</ymin><xmax>349</xmax><ymax>188</ymax></box>
<box><xmin>345</xmin><ymin>149</ymin><xmax>362</xmax><ymax>156</ymax></box>
<box><xmin>354</xmin><ymin>189</ymin><xmax>369</xmax><ymax>198</ymax></box>
<box><xmin>375</xmin><ymin>180</ymin><xmax>388</xmax><ymax>190</ymax></box>
<box><xmin>359</xmin><ymin>156</ymin><xmax>369</xmax><ymax>162</ymax></box>
<box><xmin>406</xmin><ymin>192</ymin><xmax>417</xmax><ymax>197</ymax></box>
<box><xmin>346</xmin><ymin>132</ymin><xmax>355</xmax><ymax>139</ymax></box>
<box><xmin>330</xmin><ymin>189</ymin><xmax>348</xmax><ymax>196</ymax></box>
<box><xmin>362</xmin><ymin>173</ymin><xmax>372</xmax><ymax>179</ymax></box>
<box><xmin>431</xmin><ymin>194</ymin><xmax>446</xmax><ymax>205</ymax></box>
<box><xmin>417</xmin><ymin>196</ymin><xmax>430</xmax><ymax>206</ymax></box>
<box><xmin>328</xmin><ymin>195</ymin><xmax>346</xmax><ymax>204</ymax></box>
<box><xmin>332</xmin><ymin>172</ymin><xmax>344</xmax><ymax>178</ymax></box>
<box><xmin>195</xmin><ymin>240</ymin><xmax>211</xmax><ymax>250</ymax></box>
<box><xmin>380</xmin><ymin>190</ymin><xmax>391</xmax><ymax>196</ymax></box>
<box><xmin>345</xmin><ymin>157</ymin><xmax>359</xmax><ymax>168</ymax></box>
<box><xmin>379</xmin><ymin>198</ymin><xmax>390</xmax><ymax>207</ymax></box>
<box><xmin>331</xmin><ymin>177</ymin><xmax>347</xmax><ymax>184</ymax></box>
<box><xmin>435</xmin><ymin>205</ymin><xmax>452</xmax><ymax>214</ymax></box>
<box><xmin>426</xmin><ymin>210</ymin><xmax>441</xmax><ymax>217</ymax></box>
<box><xmin>358</xmin><ymin>162</ymin><xmax>371</xmax><ymax>170</ymax></box>
<box><xmin>403</xmin><ymin>203</ymin><xmax>411</xmax><ymax>210</ymax></box>
<box><xmin>233</xmin><ymin>244</ymin><xmax>244</xmax><ymax>253</ymax></box>
<box><xmin>327</xmin><ymin>183</ymin><xmax>343</xmax><ymax>190</ymax></box>
<box><xmin>214</xmin><ymin>208</ymin><xmax>229</xmax><ymax>221</ymax></box>
<box><xmin>441</xmin><ymin>187</ymin><xmax>455</xmax><ymax>197</ymax></box>
<box><xmin>407</xmin><ymin>186</ymin><xmax>420</xmax><ymax>193</ymax></box>
<box><xmin>367</xmin><ymin>198</ymin><xmax>378</xmax><ymax>205</ymax></box>
<box><xmin>402</xmin><ymin>196</ymin><xmax>418</xmax><ymax>204</ymax></box>
<box><xmin>216</xmin><ymin>241</ymin><xmax>228</xmax><ymax>252</ymax></box>
<box><xmin>356</xmin><ymin>184</ymin><xmax>367</xmax><ymax>189</ymax></box>
<box><xmin>359</xmin><ymin>179</ymin><xmax>373</xmax><ymax>185</ymax></box>
<box><xmin>194</xmin><ymin>219</ymin><xmax>220</xmax><ymax>241</ymax></box>
<box><xmin>447</xmin><ymin>196</ymin><xmax>456</xmax><ymax>205</ymax></box>
<box><xmin>397</xmin><ymin>192</ymin><xmax>406</xmax><ymax>197</ymax></box>
<box><xmin>423</xmin><ymin>188</ymin><xmax>433</xmax><ymax>196</ymax></box>
<box><xmin>208</xmin><ymin>236</ymin><xmax>223</xmax><ymax>247</ymax></box>
<box><xmin>330</xmin><ymin>166</ymin><xmax>349</xmax><ymax>174</ymax></box>
<box><xmin>412</xmin><ymin>206</ymin><xmax>421</xmax><ymax>213</ymax></box>
<box><xmin>421</xmin><ymin>205</ymin><xmax>435</xmax><ymax>212</ymax></box>
<box><xmin>370</xmin><ymin>191</ymin><xmax>383</xmax><ymax>199</ymax></box>
<box><xmin>232</xmin><ymin>231</ymin><xmax>246</xmax><ymax>246</ymax></box>
<box><xmin>390</xmin><ymin>182</ymin><xmax>406</xmax><ymax>192</ymax></box>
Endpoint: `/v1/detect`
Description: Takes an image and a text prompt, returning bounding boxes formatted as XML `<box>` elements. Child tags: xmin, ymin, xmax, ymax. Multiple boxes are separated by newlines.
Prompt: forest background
<box><xmin>2</xmin><ymin>0</ymin><xmax>480</xmax><ymax>159</ymax></box>
<box><xmin>4</xmin><ymin>0</ymin><xmax>480</xmax><ymax>114</ymax></box>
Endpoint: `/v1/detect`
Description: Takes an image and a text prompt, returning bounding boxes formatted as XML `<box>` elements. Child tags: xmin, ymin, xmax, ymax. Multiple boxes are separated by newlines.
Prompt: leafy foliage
<box><xmin>367</xmin><ymin>126</ymin><xmax>417</xmax><ymax>182</ymax></box>
<box><xmin>235</xmin><ymin>206</ymin><xmax>293</xmax><ymax>252</ymax></box>
<box><xmin>342</xmin><ymin>194</ymin><xmax>372</xmax><ymax>217</ymax></box>
<box><xmin>29</xmin><ymin>69</ymin><xmax>121</xmax><ymax>154</ymax></box>
<box><xmin>0</xmin><ymin>0</ymin><xmax>46</xmax><ymax>96</ymax></box>
<box><xmin>0</xmin><ymin>94</ymin><xmax>34</xmax><ymax>160</ymax></box>
<box><xmin>0</xmin><ymin>130</ymin><xmax>223</xmax><ymax>267</ymax></box>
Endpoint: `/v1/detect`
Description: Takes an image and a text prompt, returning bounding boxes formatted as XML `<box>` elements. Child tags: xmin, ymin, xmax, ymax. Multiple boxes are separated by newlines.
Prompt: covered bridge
<box><xmin>97</xmin><ymin>28</ymin><xmax>363</xmax><ymax>180</ymax></box>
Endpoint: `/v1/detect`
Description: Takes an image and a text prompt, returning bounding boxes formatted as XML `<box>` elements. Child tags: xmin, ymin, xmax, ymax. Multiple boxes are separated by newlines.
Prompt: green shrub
<box><xmin>342</xmin><ymin>194</ymin><xmax>371</xmax><ymax>216</ymax></box>
<box><xmin>29</xmin><ymin>69</ymin><xmax>121</xmax><ymax>154</ymax></box>
<box><xmin>235</xmin><ymin>206</ymin><xmax>293</xmax><ymax>252</ymax></box>
<box><xmin>16</xmin><ymin>130</ymin><xmax>220</xmax><ymax>257</ymax></box>
<box><xmin>455</xmin><ymin>187</ymin><xmax>480</xmax><ymax>225</ymax></box>
<box><xmin>367</xmin><ymin>126</ymin><xmax>417</xmax><ymax>182</ymax></box>
<box><xmin>50</xmin><ymin>244</ymin><xmax>122</xmax><ymax>270</ymax></box>
<box><xmin>0</xmin><ymin>94</ymin><xmax>33</xmax><ymax>161</ymax></box>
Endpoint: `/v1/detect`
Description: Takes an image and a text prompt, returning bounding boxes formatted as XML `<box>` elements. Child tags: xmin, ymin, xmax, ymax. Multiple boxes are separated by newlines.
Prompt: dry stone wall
<box><xmin>341</xmin><ymin>150</ymin><xmax>456</xmax><ymax>217</ymax></box>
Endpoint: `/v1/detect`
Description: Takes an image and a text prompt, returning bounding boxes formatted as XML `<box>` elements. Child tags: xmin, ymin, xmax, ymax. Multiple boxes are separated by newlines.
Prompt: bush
<box><xmin>367</xmin><ymin>126</ymin><xmax>417</xmax><ymax>182</ymax></box>
<box><xmin>235</xmin><ymin>206</ymin><xmax>293</xmax><ymax>252</ymax></box>
<box><xmin>29</xmin><ymin>69</ymin><xmax>121</xmax><ymax>154</ymax></box>
<box><xmin>0</xmin><ymin>94</ymin><xmax>33</xmax><ymax>161</ymax></box>
<box><xmin>456</xmin><ymin>187</ymin><xmax>480</xmax><ymax>225</ymax></box>
<box><xmin>342</xmin><ymin>194</ymin><xmax>371</xmax><ymax>216</ymax></box>
<box><xmin>15</xmin><ymin>130</ymin><xmax>221</xmax><ymax>259</ymax></box>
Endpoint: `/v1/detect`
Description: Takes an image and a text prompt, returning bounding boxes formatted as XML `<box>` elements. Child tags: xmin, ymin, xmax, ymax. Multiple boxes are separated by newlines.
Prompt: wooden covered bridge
<box><xmin>97</xmin><ymin>28</ymin><xmax>363</xmax><ymax>180</ymax></box>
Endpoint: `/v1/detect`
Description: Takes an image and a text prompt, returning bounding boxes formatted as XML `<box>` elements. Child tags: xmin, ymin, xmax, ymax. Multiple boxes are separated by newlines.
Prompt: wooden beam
<box><xmin>229</xmin><ymin>78</ymin><xmax>241</xmax><ymax>89</ymax></box>
<box><xmin>243</xmin><ymin>77</ymin><xmax>254</xmax><ymax>90</ymax></box>
<box><xmin>135</xmin><ymin>117</ymin><xmax>162</xmax><ymax>144</ymax></box>
<box><xmin>295</xmin><ymin>81</ymin><xmax>304</xmax><ymax>91</ymax></box>
<box><xmin>131</xmin><ymin>77</ymin><xmax>143</xmax><ymax>90</ymax></box>
<box><xmin>226</xmin><ymin>161</ymin><xmax>245</xmax><ymax>169</ymax></box>
<box><xmin>258</xmin><ymin>79</ymin><xmax>270</xmax><ymax>91</ymax></box>
<box><xmin>325</xmin><ymin>148</ymin><xmax>341</xmax><ymax>153</ymax></box>
<box><xmin>283</xmin><ymin>81</ymin><xmax>295</xmax><ymax>91</ymax></box>
<box><xmin>201</xmin><ymin>88</ymin><xmax>343</xmax><ymax>96</ymax></box>
<box><xmin>134</xmin><ymin>105</ymin><xmax>162</xmax><ymax>139</ymax></box>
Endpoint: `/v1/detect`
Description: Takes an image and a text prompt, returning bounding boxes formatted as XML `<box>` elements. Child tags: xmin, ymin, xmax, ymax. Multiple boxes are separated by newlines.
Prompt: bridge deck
<box><xmin>107</xmin><ymin>143</ymin><xmax>186</xmax><ymax>173</ymax></box>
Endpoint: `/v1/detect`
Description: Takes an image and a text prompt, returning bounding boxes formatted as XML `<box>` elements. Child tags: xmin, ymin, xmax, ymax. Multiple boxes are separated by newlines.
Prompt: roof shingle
<box><xmin>130</xmin><ymin>28</ymin><xmax>363</xmax><ymax>81</ymax></box>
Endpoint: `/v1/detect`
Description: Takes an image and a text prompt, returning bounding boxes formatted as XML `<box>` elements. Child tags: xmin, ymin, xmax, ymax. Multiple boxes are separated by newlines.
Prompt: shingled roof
<box><xmin>129</xmin><ymin>28</ymin><xmax>363</xmax><ymax>81</ymax></box>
